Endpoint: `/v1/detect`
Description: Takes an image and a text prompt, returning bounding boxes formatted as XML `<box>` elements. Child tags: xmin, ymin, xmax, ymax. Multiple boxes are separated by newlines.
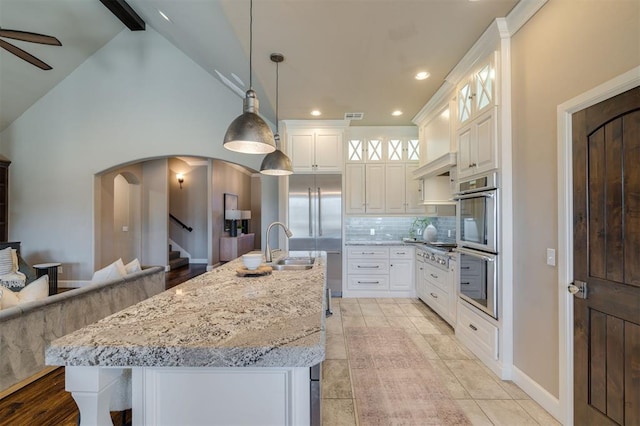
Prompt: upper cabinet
<box><xmin>456</xmin><ymin>53</ymin><xmax>496</xmax><ymax>128</ymax></box>
<box><xmin>344</xmin><ymin>126</ymin><xmax>422</xmax><ymax>215</ymax></box>
<box><xmin>282</xmin><ymin>120</ymin><xmax>349</xmax><ymax>173</ymax></box>
<box><xmin>455</xmin><ymin>52</ymin><xmax>499</xmax><ymax>179</ymax></box>
<box><xmin>346</xmin><ymin>127</ymin><xmax>419</xmax><ymax>164</ymax></box>
<box><xmin>457</xmin><ymin>108</ymin><xmax>498</xmax><ymax>179</ymax></box>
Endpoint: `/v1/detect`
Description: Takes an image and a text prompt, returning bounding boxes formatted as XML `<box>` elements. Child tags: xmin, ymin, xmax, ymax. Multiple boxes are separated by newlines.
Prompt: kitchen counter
<box><xmin>46</xmin><ymin>251</ymin><xmax>326</xmax><ymax>426</ymax></box>
<box><xmin>345</xmin><ymin>240</ymin><xmax>405</xmax><ymax>245</ymax></box>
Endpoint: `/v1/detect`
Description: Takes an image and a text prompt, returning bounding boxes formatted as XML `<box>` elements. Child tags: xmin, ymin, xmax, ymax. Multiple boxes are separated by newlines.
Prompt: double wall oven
<box><xmin>454</xmin><ymin>172</ymin><xmax>499</xmax><ymax>319</ymax></box>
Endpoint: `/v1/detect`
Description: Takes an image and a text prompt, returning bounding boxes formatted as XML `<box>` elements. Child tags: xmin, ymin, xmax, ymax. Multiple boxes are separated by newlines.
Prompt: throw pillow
<box><xmin>91</xmin><ymin>258</ymin><xmax>127</xmax><ymax>284</ymax></box>
<box><xmin>0</xmin><ymin>247</ymin><xmax>14</xmax><ymax>275</ymax></box>
<box><xmin>0</xmin><ymin>271</ymin><xmax>27</xmax><ymax>290</ymax></box>
<box><xmin>125</xmin><ymin>258</ymin><xmax>141</xmax><ymax>274</ymax></box>
<box><xmin>0</xmin><ymin>275</ymin><xmax>49</xmax><ymax>310</ymax></box>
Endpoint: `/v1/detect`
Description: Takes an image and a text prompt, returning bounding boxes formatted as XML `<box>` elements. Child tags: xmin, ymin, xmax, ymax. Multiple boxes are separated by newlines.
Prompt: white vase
<box><xmin>423</xmin><ymin>224</ymin><xmax>437</xmax><ymax>242</ymax></box>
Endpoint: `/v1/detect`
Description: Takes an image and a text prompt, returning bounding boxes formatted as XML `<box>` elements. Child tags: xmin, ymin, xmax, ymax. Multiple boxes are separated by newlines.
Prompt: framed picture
<box><xmin>224</xmin><ymin>193</ymin><xmax>238</xmax><ymax>232</ymax></box>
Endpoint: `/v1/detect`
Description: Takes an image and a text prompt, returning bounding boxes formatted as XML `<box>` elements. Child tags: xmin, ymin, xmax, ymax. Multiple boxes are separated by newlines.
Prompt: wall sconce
<box><xmin>240</xmin><ymin>210</ymin><xmax>251</xmax><ymax>234</ymax></box>
<box><xmin>176</xmin><ymin>173</ymin><xmax>184</xmax><ymax>189</ymax></box>
<box><xmin>225</xmin><ymin>209</ymin><xmax>241</xmax><ymax>237</ymax></box>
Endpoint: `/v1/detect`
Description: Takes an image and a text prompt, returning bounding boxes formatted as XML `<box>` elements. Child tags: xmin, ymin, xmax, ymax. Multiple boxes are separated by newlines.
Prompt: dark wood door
<box><xmin>573</xmin><ymin>86</ymin><xmax>640</xmax><ymax>425</ymax></box>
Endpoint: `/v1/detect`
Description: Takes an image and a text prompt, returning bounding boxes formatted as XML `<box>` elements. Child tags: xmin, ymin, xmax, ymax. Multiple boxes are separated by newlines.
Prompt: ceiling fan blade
<box><xmin>0</xmin><ymin>39</ymin><xmax>52</xmax><ymax>70</ymax></box>
<box><xmin>0</xmin><ymin>29</ymin><xmax>61</xmax><ymax>46</ymax></box>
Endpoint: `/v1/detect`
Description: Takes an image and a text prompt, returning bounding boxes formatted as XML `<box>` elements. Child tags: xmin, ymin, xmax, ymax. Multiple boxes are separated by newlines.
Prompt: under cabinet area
<box><xmin>344</xmin><ymin>245</ymin><xmax>415</xmax><ymax>298</ymax></box>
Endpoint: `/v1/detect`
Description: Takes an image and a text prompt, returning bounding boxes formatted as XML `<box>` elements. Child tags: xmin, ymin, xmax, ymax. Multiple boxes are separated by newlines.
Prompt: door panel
<box><xmin>573</xmin><ymin>86</ymin><xmax>640</xmax><ymax>425</ymax></box>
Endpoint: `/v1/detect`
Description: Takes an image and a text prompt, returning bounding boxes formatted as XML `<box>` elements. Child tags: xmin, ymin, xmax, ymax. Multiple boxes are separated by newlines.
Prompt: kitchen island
<box><xmin>46</xmin><ymin>251</ymin><xmax>326</xmax><ymax>426</ymax></box>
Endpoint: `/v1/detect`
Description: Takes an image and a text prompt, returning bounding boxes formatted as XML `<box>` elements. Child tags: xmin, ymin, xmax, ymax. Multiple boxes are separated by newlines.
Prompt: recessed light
<box><xmin>158</xmin><ymin>9</ymin><xmax>172</xmax><ymax>22</ymax></box>
<box><xmin>310</xmin><ymin>110</ymin><xmax>322</xmax><ymax>116</ymax></box>
<box><xmin>415</xmin><ymin>71</ymin><xmax>430</xmax><ymax>80</ymax></box>
<box><xmin>392</xmin><ymin>110</ymin><xmax>403</xmax><ymax>116</ymax></box>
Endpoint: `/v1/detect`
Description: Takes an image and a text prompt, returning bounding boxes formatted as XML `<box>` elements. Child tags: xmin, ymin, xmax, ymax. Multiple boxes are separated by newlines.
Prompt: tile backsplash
<box><xmin>345</xmin><ymin>216</ymin><xmax>456</xmax><ymax>242</ymax></box>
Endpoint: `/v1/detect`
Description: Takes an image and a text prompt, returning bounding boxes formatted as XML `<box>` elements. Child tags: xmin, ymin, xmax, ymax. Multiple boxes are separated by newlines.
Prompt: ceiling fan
<box><xmin>0</xmin><ymin>28</ymin><xmax>61</xmax><ymax>70</ymax></box>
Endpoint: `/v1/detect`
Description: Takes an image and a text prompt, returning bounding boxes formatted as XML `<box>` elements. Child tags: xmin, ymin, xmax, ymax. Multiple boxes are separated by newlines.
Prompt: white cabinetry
<box><xmin>345</xmin><ymin>163</ymin><xmax>385</xmax><ymax>214</ymax></box>
<box><xmin>344</xmin><ymin>127</ymin><xmax>421</xmax><ymax>215</ymax></box>
<box><xmin>419</xmin><ymin>255</ymin><xmax>456</xmax><ymax>327</ymax></box>
<box><xmin>389</xmin><ymin>247</ymin><xmax>414</xmax><ymax>291</ymax></box>
<box><xmin>456</xmin><ymin>300</ymin><xmax>499</xmax><ymax>363</ymax></box>
<box><xmin>457</xmin><ymin>108</ymin><xmax>498</xmax><ymax>179</ymax></box>
<box><xmin>455</xmin><ymin>53</ymin><xmax>499</xmax><ymax>179</ymax></box>
<box><xmin>283</xmin><ymin>120</ymin><xmax>348</xmax><ymax>173</ymax></box>
<box><xmin>456</xmin><ymin>54</ymin><xmax>496</xmax><ymax>127</ymax></box>
<box><xmin>385</xmin><ymin>163</ymin><xmax>424</xmax><ymax>214</ymax></box>
<box><xmin>345</xmin><ymin>246</ymin><xmax>414</xmax><ymax>298</ymax></box>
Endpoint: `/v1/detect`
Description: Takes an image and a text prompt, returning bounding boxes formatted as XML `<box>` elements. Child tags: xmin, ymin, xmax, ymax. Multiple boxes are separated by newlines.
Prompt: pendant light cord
<box><xmin>275</xmin><ymin>60</ymin><xmax>279</xmax><ymax>134</ymax></box>
<box><xmin>249</xmin><ymin>0</ymin><xmax>253</xmax><ymax>89</ymax></box>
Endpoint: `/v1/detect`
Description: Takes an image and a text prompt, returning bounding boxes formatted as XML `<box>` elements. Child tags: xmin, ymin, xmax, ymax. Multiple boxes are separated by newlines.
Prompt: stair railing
<box><xmin>169</xmin><ymin>214</ymin><xmax>193</xmax><ymax>232</ymax></box>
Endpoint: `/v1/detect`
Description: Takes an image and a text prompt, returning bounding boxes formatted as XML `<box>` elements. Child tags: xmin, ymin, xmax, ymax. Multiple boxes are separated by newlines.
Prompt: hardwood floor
<box><xmin>0</xmin><ymin>264</ymin><xmax>207</xmax><ymax>426</ymax></box>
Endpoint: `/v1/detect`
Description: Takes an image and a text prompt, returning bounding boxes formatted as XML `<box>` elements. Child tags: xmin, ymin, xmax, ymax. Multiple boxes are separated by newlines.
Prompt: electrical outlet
<box><xmin>122</xmin><ymin>226</ymin><xmax>129</xmax><ymax>232</ymax></box>
<box><xmin>546</xmin><ymin>248</ymin><xmax>556</xmax><ymax>266</ymax></box>
<box><xmin>57</xmin><ymin>266</ymin><xmax>63</xmax><ymax>274</ymax></box>
<box><xmin>370</xmin><ymin>228</ymin><xmax>375</xmax><ymax>236</ymax></box>
<box><xmin>447</xmin><ymin>230</ymin><xmax>451</xmax><ymax>237</ymax></box>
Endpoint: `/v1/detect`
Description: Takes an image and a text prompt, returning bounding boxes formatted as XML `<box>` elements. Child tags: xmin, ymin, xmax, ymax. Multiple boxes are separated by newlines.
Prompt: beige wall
<box><xmin>211</xmin><ymin>160</ymin><xmax>254</xmax><ymax>265</ymax></box>
<box><xmin>511</xmin><ymin>0</ymin><xmax>639</xmax><ymax>396</ymax></box>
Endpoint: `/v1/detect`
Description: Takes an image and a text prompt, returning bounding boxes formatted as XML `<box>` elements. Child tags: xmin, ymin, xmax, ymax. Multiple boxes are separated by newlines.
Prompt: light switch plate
<box><xmin>546</xmin><ymin>248</ymin><xmax>556</xmax><ymax>266</ymax></box>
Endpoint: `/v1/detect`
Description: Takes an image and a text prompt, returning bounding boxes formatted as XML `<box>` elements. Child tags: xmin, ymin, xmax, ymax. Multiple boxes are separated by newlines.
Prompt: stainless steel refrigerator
<box><xmin>288</xmin><ymin>174</ymin><xmax>342</xmax><ymax>296</ymax></box>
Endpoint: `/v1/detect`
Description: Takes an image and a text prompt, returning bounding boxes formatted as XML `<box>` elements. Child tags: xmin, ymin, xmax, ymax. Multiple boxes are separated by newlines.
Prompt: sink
<box><xmin>272</xmin><ymin>257</ymin><xmax>315</xmax><ymax>271</ymax></box>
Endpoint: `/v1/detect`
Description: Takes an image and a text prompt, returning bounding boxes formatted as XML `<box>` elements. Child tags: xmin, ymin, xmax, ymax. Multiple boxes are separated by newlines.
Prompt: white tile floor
<box><xmin>321</xmin><ymin>297</ymin><xmax>561</xmax><ymax>426</ymax></box>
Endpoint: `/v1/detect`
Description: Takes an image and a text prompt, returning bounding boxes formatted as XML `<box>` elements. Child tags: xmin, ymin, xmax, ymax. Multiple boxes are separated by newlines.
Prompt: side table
<box><xmin>33</xmin><ymin>262</ymin><xmax>61</xmax><ymax>296</ymax></box>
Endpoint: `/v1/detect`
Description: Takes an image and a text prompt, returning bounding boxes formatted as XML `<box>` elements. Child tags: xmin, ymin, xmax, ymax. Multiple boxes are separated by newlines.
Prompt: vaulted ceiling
<box><xmin>0</xmin><ymin>0</ymin><xmax>519</xmax><ymax>132</ymax></box>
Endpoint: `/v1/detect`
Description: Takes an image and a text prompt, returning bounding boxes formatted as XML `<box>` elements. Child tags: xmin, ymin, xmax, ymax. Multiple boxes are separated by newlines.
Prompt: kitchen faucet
<box><xmin>265</xmin><ymin>221</ymin><xmax>293</xmax><ymax>263</ymax></box>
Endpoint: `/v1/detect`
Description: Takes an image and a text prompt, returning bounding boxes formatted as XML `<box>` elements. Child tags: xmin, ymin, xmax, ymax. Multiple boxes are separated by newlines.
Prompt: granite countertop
<box><xmin>45</xmin><ymin>251</ymin><xmax>326</xmax><ymax>369</ymax></box>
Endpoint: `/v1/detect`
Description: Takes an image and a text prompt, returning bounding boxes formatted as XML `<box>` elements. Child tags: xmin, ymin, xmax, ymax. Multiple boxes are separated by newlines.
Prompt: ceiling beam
<box><xmin>99</xmin><ymin>0</ymin><xmax>145</xmax><ymax>31</ymax></box>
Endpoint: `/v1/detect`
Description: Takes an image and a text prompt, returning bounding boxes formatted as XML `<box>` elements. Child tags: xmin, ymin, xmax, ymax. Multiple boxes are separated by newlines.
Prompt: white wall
<box><xmin>0</xmin><ymin>27</ymin><xmax>267</xmax><ymax>279</ymax></box>
<box><xmin>142</xmin><ymin>159</ymin><xmax>168</xmax><ymax>267</ymax></box>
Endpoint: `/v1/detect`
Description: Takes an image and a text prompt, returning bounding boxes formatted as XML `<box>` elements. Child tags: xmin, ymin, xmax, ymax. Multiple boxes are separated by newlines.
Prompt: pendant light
<box><xmin>223</xmin><ymin>0</ymin><xmax>276</xmax><ymax>154</ymax></box>
<box><xmin>260</xmin><ymin>53</ymin><xmax>293</xmax><ymax>175</ymax></box>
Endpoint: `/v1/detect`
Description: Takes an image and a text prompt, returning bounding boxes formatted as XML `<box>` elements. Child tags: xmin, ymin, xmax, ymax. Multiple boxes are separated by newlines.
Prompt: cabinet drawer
<box><xmin>423</xmin><ymin>263</ymin><xmax>449</xmax><ymax>292</ymax></box>
<box><xmin>457</xmin><ymin>301</ymin><xmax>498</xmax><ymax>360</ymax></box>
<box><xmin>348</xmin><ymin>260</ymin><xmax>389</xmax><ymax>275</ymax></box>
<box><xmin>347</xmin><ymin>275</ymin><xmax>389</xmax><ymax>290</ymax></box>
<box><xmin>424</xmin><ymin>283</ymin><xmax>449</xmax><ymax>315</ymax></box>
<box><xmin>389</xmin><ymin>246</ymin><xmax>414</xmax><ymax>259</ymax></box>
<box><xmin>347</xmin><ymin>246</ymin><xmax>389</xmax><ymax>259</ymax></box>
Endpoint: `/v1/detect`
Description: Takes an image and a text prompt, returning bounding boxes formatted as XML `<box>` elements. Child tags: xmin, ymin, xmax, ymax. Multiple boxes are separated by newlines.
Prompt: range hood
<box><xmin>413</xmin><ymin>152</ymin><xmax>457</xmax><ymax>209</ymax></box>
<box><xmin>413</xmin><ymin>152</ymin><xmax>457</xmax><ymax>180</ymax></box>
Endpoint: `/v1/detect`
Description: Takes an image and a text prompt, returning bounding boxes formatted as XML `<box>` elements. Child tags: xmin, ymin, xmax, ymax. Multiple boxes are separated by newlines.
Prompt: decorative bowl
<box><xmin>242</xmin><ymin>253</ymin><xmax>263</xmax><ymax>270</ymax></box>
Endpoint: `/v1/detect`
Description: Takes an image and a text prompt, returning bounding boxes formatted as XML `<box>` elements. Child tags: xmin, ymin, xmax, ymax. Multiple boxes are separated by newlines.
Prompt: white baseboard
<box><xmin>512</xmin><ymin>365</ymin><xmax>562</xmax><ymax>422</ymax></box>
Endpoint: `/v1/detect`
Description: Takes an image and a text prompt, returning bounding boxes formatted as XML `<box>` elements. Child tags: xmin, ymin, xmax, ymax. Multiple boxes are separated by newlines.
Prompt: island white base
<box><xmin>67</xmin><ymin>366</ymin><xmax>311</xmax><ymax>426</ymax></box>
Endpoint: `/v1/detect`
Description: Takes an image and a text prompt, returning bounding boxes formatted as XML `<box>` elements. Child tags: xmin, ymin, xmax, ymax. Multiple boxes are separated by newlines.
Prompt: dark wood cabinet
<box><xmin>0</xmin><ymin>156</ymin><xmax>10</xmax><ymax>242</ymax></box>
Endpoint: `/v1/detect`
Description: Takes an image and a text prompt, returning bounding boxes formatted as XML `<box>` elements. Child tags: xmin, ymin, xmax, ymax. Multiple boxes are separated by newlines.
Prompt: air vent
<box><xmin>344</xmin><ymin>112</ymin><xmax>364</xmax><ymax>120</ymax></box>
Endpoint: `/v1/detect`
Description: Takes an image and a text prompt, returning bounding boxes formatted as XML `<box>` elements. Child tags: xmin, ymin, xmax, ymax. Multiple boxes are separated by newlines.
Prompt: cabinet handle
<box><xmin>357</xmin><ymin>265</ymin><xmax>380</xmax><ymax>269</ymax></box>
<box><xmin>430</xmin><ymin>273</ymin><xmax>438</xmax><ymax>279</ymax></box>
<box><xmin>469</xmin><ymin>324</ymin><xmax>478</xmax><ymax>331</ymax></box>
<box><xmin>430</xmin><ymin>293</ymin><xmax>438</xmax><ymax>299</ymax></box>
<box><xmin>358</xmin><ymin>281</ymin><xmax>380</xmax><ymax>284</ymax></box>
<box><xmin>461</xmin><ymin>282</ymin><xmax>471</xmax><ymax>285</ymax></box>
<box><xmin>461</xmin><ymin>266</ymin><xmax>470</xmax><ymax>270</ymax></box>
<box><xmin>396</xmin><ymin>252</ymin><xmax>406</xmax><ymax>255</ymax></box>
<box><xmin>362</xmin><ymin>252</ymin><xmax>375</xmax><ymax>255</ymax></box>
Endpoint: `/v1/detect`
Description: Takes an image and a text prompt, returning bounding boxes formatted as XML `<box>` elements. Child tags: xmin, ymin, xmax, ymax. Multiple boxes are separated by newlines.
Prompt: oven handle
<box><xmin>453</xmin><ymin>191</ymin><xmax>496</xmax><ymax>200</ymax></box>
<box><xmin>457</xmin><ymin>247</ymin><xmax>496</xmax><ymax>262</ymax></box>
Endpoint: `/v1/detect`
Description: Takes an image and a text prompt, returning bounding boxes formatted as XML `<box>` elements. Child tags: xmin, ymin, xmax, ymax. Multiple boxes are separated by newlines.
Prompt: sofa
<box><xmin>0</xmin><ymin>264</ymin><xmax>166</xmax><ymax>393</ymax></box>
